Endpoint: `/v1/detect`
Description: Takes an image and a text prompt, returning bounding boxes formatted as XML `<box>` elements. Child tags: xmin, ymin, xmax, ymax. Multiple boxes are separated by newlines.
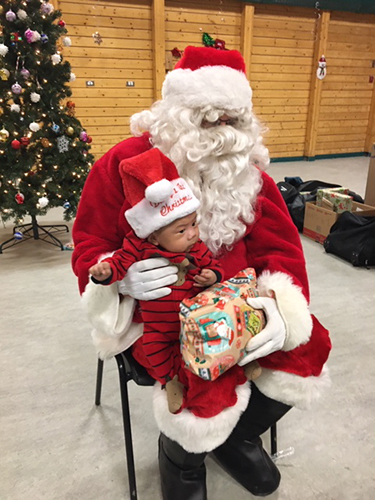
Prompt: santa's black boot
<box><xmin>212</xmin><ymin>383</ymin><xmax>291</xmax><ymax>497</ymax></box>
<box><xmin>158</xmin><ymin>433</ymin><xmax>208</xmax><ymax>500</ymax></box>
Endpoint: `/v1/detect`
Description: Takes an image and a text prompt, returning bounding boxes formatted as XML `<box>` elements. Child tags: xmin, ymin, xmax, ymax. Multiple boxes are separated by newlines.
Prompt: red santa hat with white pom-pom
<box><xmin>119</xmin><ymin>148</ymin><xmax>200</xmax><ymax>239</ymax></box>
<box><xmin>162</xmin><ymin>46</ymin><xmax>253</xmax><ymax>110</ymax></box>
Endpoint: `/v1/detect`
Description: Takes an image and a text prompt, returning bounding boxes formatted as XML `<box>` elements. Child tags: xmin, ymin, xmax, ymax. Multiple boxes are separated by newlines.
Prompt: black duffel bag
<box><xmin>324</xmin><ymin>212</ymin><xmax>375</xmax><ymax>267</ymax></box>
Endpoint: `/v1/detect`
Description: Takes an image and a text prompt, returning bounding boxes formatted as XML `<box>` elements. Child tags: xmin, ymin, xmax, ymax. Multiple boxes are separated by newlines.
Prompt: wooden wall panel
<box><xmin>251</xmin><ymin>5</ymin><xmax>316</xmax><ymax>158</ymax></box>
<box><xmin>315</xmin><ymin>12</ymin><xmax>375</xmax><ymax>155</ymax></box>
<box><xmin>56</xmin><ymin>0</ymin><xmax>375</xmax><ymax>161</ymax></box>
<box><xmin>60</xmin><ymin>0</ymin><xmax>153</xmax><ymax>158</ymax></box>
<box><xmin>165</xmin><ymin>0</ymin><xmax>243</xmax><ymax>57</ymax></box>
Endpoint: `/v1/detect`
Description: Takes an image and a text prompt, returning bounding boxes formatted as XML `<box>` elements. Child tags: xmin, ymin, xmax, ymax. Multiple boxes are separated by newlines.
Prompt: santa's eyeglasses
<box><xmin>201</xmin><ymin>117</ymin><xmax>238</xmax><ymax>128</ymax></box>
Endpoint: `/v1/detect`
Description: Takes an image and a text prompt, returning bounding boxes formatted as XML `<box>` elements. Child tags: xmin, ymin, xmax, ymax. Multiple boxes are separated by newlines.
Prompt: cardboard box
<box><xmin>365</xmin><ymin>144</ymin><xmax>375</xmax><ymax>206</ymax></box>
<box><xmin>303</xmin><ymin>201</ymin><xmax>375</xmax><ymax>244</ymax></box>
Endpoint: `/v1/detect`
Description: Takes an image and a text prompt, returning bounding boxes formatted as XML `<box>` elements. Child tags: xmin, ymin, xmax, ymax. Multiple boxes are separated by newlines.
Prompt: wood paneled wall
<box><xmin>60</xmin><ymin>0</ymin><xmax>154</xmax><ymax>158</ymax></box>
<box><xmin>56</xmin><ymin>0</ymin><xmax>375</xmax><ymax>161</ymax></box>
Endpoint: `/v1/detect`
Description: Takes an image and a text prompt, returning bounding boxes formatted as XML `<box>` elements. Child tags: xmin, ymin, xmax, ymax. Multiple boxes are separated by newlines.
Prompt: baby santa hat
<box><xmin>119</xmin><ymin>148</ymin><xmax>200</xmax><ymax>239</ymax></box>
<box><xmin>162</xmin><ymin>46</ymin><xmax>253</xmax><ymax>111</ymax></box>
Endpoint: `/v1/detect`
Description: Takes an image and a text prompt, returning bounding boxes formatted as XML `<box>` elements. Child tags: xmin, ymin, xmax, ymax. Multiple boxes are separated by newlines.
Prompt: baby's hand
<box><xmin>194</xmin><ymin>269</ymin><xmax>217</xmax><ymax>287</ymax></box>
<box><xmin>89</xmin><ymin>262</ymin><xmax>112</xmax><ymax>281</ymax></box>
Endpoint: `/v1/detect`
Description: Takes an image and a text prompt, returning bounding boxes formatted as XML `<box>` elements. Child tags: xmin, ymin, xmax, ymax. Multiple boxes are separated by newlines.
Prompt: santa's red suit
<box><xmin>72</xmin><ymin>132</ymin><xmax>331</xmax><ymax>453</ymax></box>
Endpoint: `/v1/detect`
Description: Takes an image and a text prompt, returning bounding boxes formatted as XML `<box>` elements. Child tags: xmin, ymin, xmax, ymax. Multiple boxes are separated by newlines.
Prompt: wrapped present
<box><xmin>316</xmin><ymin>187</ymin><xmax>353</xmax><ymax>214</ymax></box>
<box><xmin>179</xmin><ymin>268</ymin><xmax>266</xmax><ymax>381</ymax></box>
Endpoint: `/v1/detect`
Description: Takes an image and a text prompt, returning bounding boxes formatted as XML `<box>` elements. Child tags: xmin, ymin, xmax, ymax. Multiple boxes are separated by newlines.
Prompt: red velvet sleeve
<box><xmin>72</xmin><ymin>136</ymin><xmax>152</xmax><ymax>294</ymax></box>
<box><xmin>245</xmin><ymin>171</ymin><xmax>310</xmax><ymax>301</ymax></box>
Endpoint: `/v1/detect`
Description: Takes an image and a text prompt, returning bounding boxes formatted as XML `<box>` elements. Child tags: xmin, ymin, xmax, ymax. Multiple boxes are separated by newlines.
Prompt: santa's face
<box><xmin>131</xmin><ymin>104</ymin><xmax>268</xmax><ymax>254</ymax></box>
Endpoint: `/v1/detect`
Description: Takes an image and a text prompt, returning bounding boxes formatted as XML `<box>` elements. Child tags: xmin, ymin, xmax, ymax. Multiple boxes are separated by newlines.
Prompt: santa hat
<box><xmin>119</xmin><ymin>148</ymin><xmax>200</xmax><ymax>239</ymax></box>
<box><xmin>162</xmin><ymin>46</ymin><xmax>252</xmax><ymax>111</ymax></box>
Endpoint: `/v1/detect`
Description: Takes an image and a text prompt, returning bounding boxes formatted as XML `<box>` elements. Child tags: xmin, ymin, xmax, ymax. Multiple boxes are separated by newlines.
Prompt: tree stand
<box><xmin>0</xmin><ymin>214</ymin><xmax>69</xmax><ymax>254</ymax></box>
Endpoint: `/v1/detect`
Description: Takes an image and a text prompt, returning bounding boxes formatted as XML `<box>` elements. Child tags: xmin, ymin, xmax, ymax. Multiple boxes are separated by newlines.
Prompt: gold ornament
<box><xmin>0</xmin><ymin>5</ymin><xmax>4</xmax><ymax>15</ymax></box>
<box><xmin>0</xmin><ymin>68</ymin><xmax>10</xmax><ymax>81</ymax></box>
<box><xmin>0</xmin><ymin>128</ymin><xmax>10</xmax><ymax>142</ymax></box>
<box><xmin>41</xmin><ymin>138</ymin><xmax>50</xmax><ymax>147</ymax></box>
<box><xmin>66</xmin><ymin>126</ymin><xmax>74</xmax><ymax>136</ymax></box>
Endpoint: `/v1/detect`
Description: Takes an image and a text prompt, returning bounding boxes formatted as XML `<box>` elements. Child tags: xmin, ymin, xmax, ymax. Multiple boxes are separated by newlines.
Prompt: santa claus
<box><xmin>72</xmin><ymin>46</ymin><xmax>331</xmax><ymax>500</ymax></box>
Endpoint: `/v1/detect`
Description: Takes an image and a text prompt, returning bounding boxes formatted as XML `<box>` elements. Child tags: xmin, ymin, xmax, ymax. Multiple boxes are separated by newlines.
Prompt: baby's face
<box><xmin>150</xmin><ymin>212</ymin><xmax>199</xmax><ymax>253</ymax></box>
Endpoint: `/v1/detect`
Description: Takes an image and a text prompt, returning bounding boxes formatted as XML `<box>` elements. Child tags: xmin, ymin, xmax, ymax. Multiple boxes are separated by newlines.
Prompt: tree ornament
<box><xmin>41</xmin><ymin>138</ymin><xmax>50</xmax><ymax>147</ymax></box>
<box><xmin>0</xmin><ymin>68</ymin><xmax>10</xmax><ymax>80</ymax></box>
<box><xmin>10</xmin><ymin>32</ymin><xmax>23</xmax><ymax>44</ymax></box>
<box><xmin>10</xmin><ymin>104</ymin><xmax>21</xmax><ymax>113</ymax></box>
<box><xmin>31</xmin><ymin>92</ymin><xmax>41</xmax><ymax>103</ymax></box>
<box><xmin>41</xmin><ymin>34</ymin><xmax>49</xmax><ymax>44</ymax></box>
<box><xmin>20</xmin><ymin>68</ymin><xmax>30</xmax><ymax>79</ymax></box>
<box><xmin>63</xmin><ymin>37</ymin><xmax>72</xmax><ymax>47</ymax></box>
<box><xmin>41</xmin><ymin>3</ymin><xmax>54</xmax><ymax>15</ymax></box>
<box><xmin>37</xmin><ymin>196</ymin><xmax>49</xmax><ymax>208</ymax></box>
<box><xmin>51</xmin><ymin>53</ymin><xmax>62</xmax><ymax>65</ymax></box>
<box><xmin>202</xmin><ymin>32</ymin><xmax>215</xmax><ymax>47</ymax></box>
<box><xmin>57</xmin><ymin>135</ymin><xmax>69</xmax><ymax>152</ymax></box>
<box><xmin>79</xmin><ymin>131</ymin><xmax>88</xmax><ymax>142</ymax></box>
<box><xmin>11</xmin><ymin>139</ymin><xmax>21</xmax><ymax>149</ymax></box>
<box><xmin>87</xmin><ymin>136</ymin><xmax>93</xmax><ymax>144</ymax></box>
<box><xmin>63</xmin><ymin>201</ymin><xmax>71</xmax><ymax>209</ymax></box>
<box><xmin>70</xmin><ymin>72</ymin><xmax>76</xmax><ymax>82</ymax></box>
<box><xmin>0</xmin><ymin>5</ymin><xmax>4</xmax><ymax>15</ymax></box>
<box><xmin>11</xmin><ymin>83</ymin><xmax>22</xmax><ymax>94</ymax></box>
<box><xmin>20</xmin><ymin>137</ymin><xmax>30</xmax><ymax>146</ymax></box>
<box><xmin>0</xmin><ymin>44</ymin><xmax>9</xmax><ymax>57</ymax></box>
<box><xmin>66</xmin><ymin>126</ymin><xmax>74</xmax><ymax>136</ymax></box>
<box><xmin>15</xmin><ymin>192</ymin><xmax>25</xmax><ymax>204</ymax></box>
<box><xmin>317</xmin><ymin>55</ymin><xmax>327</xmax><ymax>80</ymax></box>
<box><xmin>17</xmin><ymin>9</ymin><xmax>28</xmax><ymax>20</ymax></box>
<box><xmin>58</xmin><ymin>20</ymin><xmax>66</xmax><ymax>27</ymax></box>
<box><xmin>6</xmin><ymin>10</ymin><xmax>17</xmax><ymax>22</ymax></box>
<box><xmin>0</xmin><ymin>129</ymin><xmax>10</xmax><ymax>142</ymax></box>
<box><xmin>29</xmin><ymin>122</ymin><xmax>40</xmax><ymax>132</ymax></box>
<box><xmin>14</xmin><ymin>231</ymin><xmax>23</xmax><ymax>240</ymax></box>
<box><xmin>51</xmin><ymin>122</ymin><xmax>60</xmax><ymax>134</ymax></box>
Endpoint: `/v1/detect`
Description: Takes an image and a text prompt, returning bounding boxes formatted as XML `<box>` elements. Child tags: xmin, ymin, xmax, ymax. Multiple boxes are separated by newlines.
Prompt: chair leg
<box><xmin>270</xmin><ymin>423</ymin><xmax>277</xmax><ymax>456</ymax></box>
<box><xmin>116</xmin><ymin>354</ymin><xmax>138</xmax><ymax>500</ymax></box>
<box><xmin>95</xmin><ymin>358</ymin><xmax>104</xmax><ymax>406</ymax></box>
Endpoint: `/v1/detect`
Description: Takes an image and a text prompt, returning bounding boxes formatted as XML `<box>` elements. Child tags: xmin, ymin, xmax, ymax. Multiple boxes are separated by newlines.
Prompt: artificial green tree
<box><xmin>0</xmin><ymin>0</ymin><xmax>94</xmax><ymax>252</ymax></box>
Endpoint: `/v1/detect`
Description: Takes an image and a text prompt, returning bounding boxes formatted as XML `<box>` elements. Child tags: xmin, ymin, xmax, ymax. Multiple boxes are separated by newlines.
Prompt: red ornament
<box><xmin>20</xmin><ymin>137</ymin><xmax>30</xmax><ymax>146</ymax></box>
<box><xmin>66</xmin><ymin>101</ymin><xmax>75</xmax><ymax>108</ymax></box>
<box><xmin>15</xmin><ymin>192</ymin><xmax>25</xmax><ymax>204</ymax></box>
<box><xmin>58</xmin><ymin>20</ymin><xmax>66</xmax><ymax>27</ymax></box>
<box><xmin>214</xmin><ymin>39</ymin><xmax>226</xmax><ymax>50</ymax></box>
<box><xmin>11</xmin><ymin>139</ymin><xmax>21</xmax><ymax>149</ymax></box>
<box><xmin>87</xmin><ymin>136</ymin><xmax>93</xmax><ymax>144</ymax></box>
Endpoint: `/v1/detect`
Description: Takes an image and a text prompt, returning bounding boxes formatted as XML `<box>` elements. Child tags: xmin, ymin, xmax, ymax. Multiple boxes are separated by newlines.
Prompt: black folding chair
<box><xmin>95</xmin><ymin>350</ymin><xmax>155</xmax><ymax>500</ymax></box>
<box><xmin>95</xmin><ymin>350</ymin><xmax>278</xmax><ymax>500</ymax></box>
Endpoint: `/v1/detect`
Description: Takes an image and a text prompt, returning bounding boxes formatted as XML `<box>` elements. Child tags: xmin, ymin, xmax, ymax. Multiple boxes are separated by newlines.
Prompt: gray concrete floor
<box><xmin>1</xmin><ymin>156</ymin><xmax>374</xmax><ymax>500</ymax></box>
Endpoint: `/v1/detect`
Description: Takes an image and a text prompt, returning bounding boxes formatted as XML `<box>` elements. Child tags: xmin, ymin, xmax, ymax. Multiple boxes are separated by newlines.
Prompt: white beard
<box><xmin>156</xmin><ymin>126</ymin><xmax>263</xmax><ymax>255</ymax></box>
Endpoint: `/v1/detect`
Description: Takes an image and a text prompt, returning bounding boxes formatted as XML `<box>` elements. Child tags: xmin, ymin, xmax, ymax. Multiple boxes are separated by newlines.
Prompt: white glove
<box><xmin>238</xmin><ymin>296</ymin><xmax>286</xmax><ymax>366</ymax></box>
<box><xmin>117</xmin><ymin>258</ymin><xmax>178</xmax><ymax>300</ymax></box>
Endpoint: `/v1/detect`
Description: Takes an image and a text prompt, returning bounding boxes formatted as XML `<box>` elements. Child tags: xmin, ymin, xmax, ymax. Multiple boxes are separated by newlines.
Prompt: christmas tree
<box><xmin>0</xmin><ymin>0</ymin><xmax>94</xmax><ymax>250</ymax></box>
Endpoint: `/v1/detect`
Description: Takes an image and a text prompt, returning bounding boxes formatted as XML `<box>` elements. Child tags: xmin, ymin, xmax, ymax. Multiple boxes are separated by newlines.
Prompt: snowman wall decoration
<box><xmin>317</xmin><ymin>55</ymin><xmax>327</xmax><ymax>80</ymax></box>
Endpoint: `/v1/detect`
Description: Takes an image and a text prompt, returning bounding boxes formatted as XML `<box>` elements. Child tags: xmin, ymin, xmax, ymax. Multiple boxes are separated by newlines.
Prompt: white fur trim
<box><xmin>145</xmin><ymin>179</ymin><xmax>173</xmax><ymax>203</ymax></box>
<box><xmin>125</xmin><ymin>178</ymin><xmax>200</xmax><ymax>238</ymax></box>
<box><xmin>162</xmin><ymin>66</ymin><xmax>252</xmax><ymax>111</ymax></box>
<box><xmin>258</xmin><ymin>271</ymin><xmax>313</xmax><ymax>351</ymax></box>
<box><xmin>153</xmin><ymin>382</ymin><xmax>251</xmax><ymax>453</ymax></box>
<box><xmin>255</xmin><ymin>365</ymin><xmax>331</xmax><ymax>410</ymax></box>
<box><xmin>91</xmin><ymin>323</ymin><xmax>143</xmax><ymax>360</ymax></box>
<box><xmin>82</xmin><ymin>253</ymin><xmax>144</xmax><ymax>358</ymax></box>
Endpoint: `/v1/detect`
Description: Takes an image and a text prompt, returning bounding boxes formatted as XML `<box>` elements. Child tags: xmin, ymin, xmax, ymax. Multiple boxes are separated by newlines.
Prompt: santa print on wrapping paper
<box><xmin>317</xmin><ymin>55</ymin><xmax>327</xmax><ymax>80</ymax></box>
